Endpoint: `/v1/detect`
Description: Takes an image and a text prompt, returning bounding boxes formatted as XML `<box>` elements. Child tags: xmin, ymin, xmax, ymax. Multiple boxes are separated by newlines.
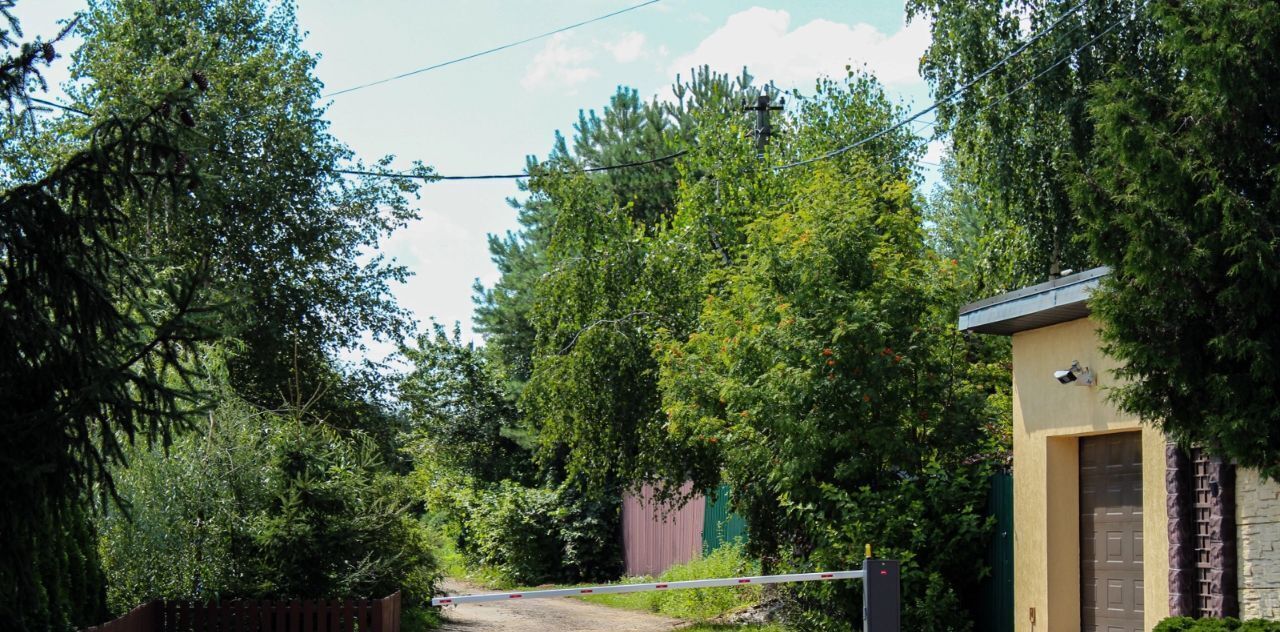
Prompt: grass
<box><xmin>435</xmin><ymin>535</ymin><xmax>789</xmax><ymax>629</ymax></box>
<box><xmin>578</xmin><ymin>541</ymin><xmax>767</xmax><ymax>623</ymax></box>
<box><xmin>430</xmin><ymin>532</ymin><xmax>517</xmax><ymax>589</ymax></box>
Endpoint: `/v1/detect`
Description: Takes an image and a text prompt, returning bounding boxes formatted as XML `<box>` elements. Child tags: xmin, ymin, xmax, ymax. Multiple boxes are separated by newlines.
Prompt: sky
<box><xmin>13</xmin><ymin>0</ymin><xmax>943</xmax><ymax>362</ymax></box>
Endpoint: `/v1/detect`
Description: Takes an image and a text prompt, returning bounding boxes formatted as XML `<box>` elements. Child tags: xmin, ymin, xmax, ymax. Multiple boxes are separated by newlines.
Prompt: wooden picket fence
<box><xmin>82</xmin><ymin>591</ymin><xmax>401</xmax><ymax>632</ymax></box>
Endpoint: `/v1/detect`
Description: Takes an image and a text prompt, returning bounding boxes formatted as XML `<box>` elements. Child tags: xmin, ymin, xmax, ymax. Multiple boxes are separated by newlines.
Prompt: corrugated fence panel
<box><xmin>973</xmin><ymin>471</ymin><xmax>1014</xmax><ymax>632</ymax></box>
<box><xmin>622</xmin><ymin>482</ymin><xmax>705</xmax><ymax>577</ymax></box>
<box><xmin>702</xmin><ymin>484</ymin><xmax>748</xmax><ymax>553</ymax></box>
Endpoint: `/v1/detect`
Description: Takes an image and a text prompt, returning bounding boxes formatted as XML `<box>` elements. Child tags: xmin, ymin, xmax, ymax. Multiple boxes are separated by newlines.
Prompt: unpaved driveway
<box><xmin>437</xmin><ymin>579</ymin><xmax>686</xmax><ymax>632</ymax></box>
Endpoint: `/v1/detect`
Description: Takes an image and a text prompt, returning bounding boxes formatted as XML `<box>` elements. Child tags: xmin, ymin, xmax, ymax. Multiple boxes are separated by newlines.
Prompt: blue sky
<box><xmin>14</xmin><ymin>0</ymin><xmax>942</xmax><ymax>359</ymax></box>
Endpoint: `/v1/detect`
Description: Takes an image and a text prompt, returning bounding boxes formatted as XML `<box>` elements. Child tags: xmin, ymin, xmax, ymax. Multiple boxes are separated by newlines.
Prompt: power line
<box><xmin>19</xmin><ymin>93</ymin><xmax>686</xmax><ymax>181</ymax></box>
<box><xmin>360</xmin><ymin>1</ymin><xmax>1115</xmax><ymax>181</ymax></box>
<box><xmin>22</xmin><ymin>1</ymin><xmax>1137</xmax><ymax>185</ymax></box>
<box><xmin>903</xmin><ymin>2</ymin><xmax>1137</xmax><ymax>179</ymax></box>
<box><xmin>774</xmin><ymin>0</ymin><xmax>1090</xmax><ymax>171</ymax></box>
<box><xmin>986</xmin><ymin>8</ymin><xmax>1136</xmax><ymax>111</ymax></box>
<box><xmin>333</xmin><ymin>4</ymin><xmax>1135</xmax><ymax>183</ymax></box>
<box><xmin>778</xmin><ymin>8</ymin><xmax>1143</xmax><ymax>215</ymax></box>
<box><xmin>320</xmin><ymin>0</ymin><xmax>661</xmax><ymax>99</ymax></box>
<box><xmin>334</xmin><ymin>149</ymin><xmax>688</xmax><ymax>181</ymax></box>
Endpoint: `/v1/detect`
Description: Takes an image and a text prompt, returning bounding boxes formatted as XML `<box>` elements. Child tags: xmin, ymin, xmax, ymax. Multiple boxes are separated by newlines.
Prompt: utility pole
<box><xmin>743</xmin><ymin>93</ymin><xmax>784</xmax><ymax>155</ymax></box>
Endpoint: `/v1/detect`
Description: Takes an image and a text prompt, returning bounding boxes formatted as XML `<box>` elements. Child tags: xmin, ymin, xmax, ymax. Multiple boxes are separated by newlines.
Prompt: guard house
<box><xmin>959</xmin><ymin>267</ymin><xmax>1280</xmax><ymax>632</ymax></box>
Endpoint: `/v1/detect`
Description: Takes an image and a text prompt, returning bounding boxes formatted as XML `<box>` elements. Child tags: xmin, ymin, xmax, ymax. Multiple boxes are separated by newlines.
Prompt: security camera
<box><xmin>1054</xmin><ymin>361</ymin><xmax>1095</xmax><ymax>386</ymax></box>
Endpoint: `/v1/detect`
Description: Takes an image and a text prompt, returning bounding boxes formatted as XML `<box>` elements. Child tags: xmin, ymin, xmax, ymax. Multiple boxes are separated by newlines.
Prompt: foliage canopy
<box><xmin>1077</xmin><ymin>0</ymin><xmax>1280</xmax><ymax>477</ymax></box>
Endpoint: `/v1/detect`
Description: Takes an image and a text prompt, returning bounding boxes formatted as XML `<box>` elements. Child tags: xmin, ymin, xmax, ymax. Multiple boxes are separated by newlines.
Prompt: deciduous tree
<box><xmin>909</xmin><ymin>0</ymin><xmax>1162</xmax><ymax>277</ymax></box>
<box><xmin>66</xmin><ymin>0</ymin><xmax>423</xmax><ymax>421</ymax></box>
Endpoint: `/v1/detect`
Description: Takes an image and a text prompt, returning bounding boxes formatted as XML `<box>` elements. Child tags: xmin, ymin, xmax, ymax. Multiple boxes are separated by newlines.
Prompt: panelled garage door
<box><xmin>1080</xmin><ymin>433</ymin><xmax>1144</xmax><ymax>632</ymax></box>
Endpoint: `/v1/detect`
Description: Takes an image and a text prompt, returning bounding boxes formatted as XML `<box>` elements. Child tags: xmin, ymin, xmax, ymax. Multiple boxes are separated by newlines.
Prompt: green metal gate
<box><xmin>702</xmin><ymin>484</ymin><xmax>747</xmax><ymax>553</ymax></box>
<box><xmin>974</xmin><ymin>471</ymin><xmax>1014</xmax><ymax>632</ymax></box>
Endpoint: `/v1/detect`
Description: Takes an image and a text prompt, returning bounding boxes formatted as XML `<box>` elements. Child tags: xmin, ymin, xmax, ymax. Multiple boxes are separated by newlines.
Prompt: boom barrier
<box><xmin>433</xmin><ymin>557</ymin><xmax>900</xmax><ymax>631</ymax></box>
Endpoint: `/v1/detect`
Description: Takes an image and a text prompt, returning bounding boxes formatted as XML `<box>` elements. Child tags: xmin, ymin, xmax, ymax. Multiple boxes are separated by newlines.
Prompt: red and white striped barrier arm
<box><xmin>431</xmin><ymin>570</ymin><xmax>863</xmax><ymax>606</ymax></box>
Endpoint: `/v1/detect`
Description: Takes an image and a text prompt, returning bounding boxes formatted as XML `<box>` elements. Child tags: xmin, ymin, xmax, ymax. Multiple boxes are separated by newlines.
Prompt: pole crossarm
<box><xmin>431</xmin><ymin>570</ymin><xmax>864</xmax><ymax>606</ymax></box>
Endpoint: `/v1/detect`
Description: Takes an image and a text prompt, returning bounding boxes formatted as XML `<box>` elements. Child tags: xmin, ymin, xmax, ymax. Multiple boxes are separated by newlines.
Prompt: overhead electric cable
<box><xmin>777</xmin><ymin>8</ymin><xmax>1143</xmax><ymax>214</ymax></box>
<box><xmin>22</xmin><ymin>92</ymin><xmax>686</xmax><ymax>181</ymax></box>
<box><xmin>24</xmin><ymin>1</ymin><xmax>1139</xmax><ymax>185</ymax></box>
<box><xmin>775</xmin><ymin>0</ymin><xmax>1091</xmax><ymax>171</ymax></box>
<box><xmin>985</xmin><ymin>9</ymin><xmax>1136</xmax><ymax>110</ymax></box>
<box><xmin>333</xmin><ymin>149</ymin><xmax>688</xmax><ymax>181</ymax></box>
<box><xmin>321</xmin><ymin>0</ymin><xmax>661</xmax><ymax>99</ymax></box>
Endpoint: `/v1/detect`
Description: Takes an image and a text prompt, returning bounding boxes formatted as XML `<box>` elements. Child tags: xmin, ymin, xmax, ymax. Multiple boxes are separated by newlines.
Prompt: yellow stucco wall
<box><xmin>1011</xmin><ymin>317</ymin><xmax>1170</xmax><ymax>631</ymax></box>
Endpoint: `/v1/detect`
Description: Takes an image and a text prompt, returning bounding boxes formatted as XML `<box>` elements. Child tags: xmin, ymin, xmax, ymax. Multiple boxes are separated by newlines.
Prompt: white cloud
<box><xmin>522</xmin><ymin>33</ymin><xmax>599</xmax><ymax>90</ymax></box>
<box><xmin>604</xmin><ymin>31</ymin><xmax>647</xmax><ymax>63</ymax></box>
<box><xmin>668</xmin><ymin>8</ymin><xmax>930</xmax><ymax>93</ymax></box>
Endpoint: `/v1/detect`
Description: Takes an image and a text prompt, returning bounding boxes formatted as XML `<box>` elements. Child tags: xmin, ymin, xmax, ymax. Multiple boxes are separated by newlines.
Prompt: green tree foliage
<box><xmin>65</xmin><ymin>0</ymin><xmax>423</xmax><ymax>421</ymax></box>
<box><xmin>1077</xmin><ymin>0</ymin><xmax>1280</xmax><ymax>477</ymax></box>
<box><xmin>427</xmin><ymin>72</ymin><xmax>762</xmax><ymax>587</ymax></box>
<box><xmin>660</xmin><ymin>166</ymin><xmax>993</xmax><ymax>630</ymax></box>
<box><xmin>471</xmin><ymin>179</ymin><xmax>553</xmax><ymax>389</ymax></box>
<box><xmin>426</xmin><ymin>477</ymin><xmax>622</xmax><ymax>585</ymax></box>
<box><xmin>501</xmin><ymin>72</ymin><xmax>1001</xmax><ymax>628</ymax></box>
<box><xmin>522</xmin><ymin>170</ymin><xmax>681</xmax><ymax>488</ymax></box>
<box><xmin>400</xmin><ymin>323</ymin><xmax>532</xmax><ymax>484</ymax></box>
<box><xmin>909</xmin><ymin>0</ymin><xmax>1163</xmax><ymax>278</ymax></box>
<box><xmin>0</xmin><ymin>5</ymin><xmax>218</xmax><ymax>626</ymax></box>
<box><xmin>925</xmin><ymin>156</ymin><xmax>1037</xmax><ymax>301</ymax></box>
<box><xmin>652</xmin><ymin>75</ymin><xmax>1000</xmax><ymax>630</ymax></box>
<box><xmin>923</xmin><ymin>158</ymin><xmax>1022</xmax><ymax>461</ymax></box>
<box><xmin>7</xmin><ymin>499</ymin><xmax>108</xmax><ymax>632</ymax></box>
<box><xmin>99</xmin><ymin>365</ymin><xmax>437</xmax><ymax>612</ymax></box>
<box><xmin>2</xmin><ymin>1</ymin><xmax>432</xmax><ymax>626</ymax></box>
<box><xmin>515</xmin><ymin>70</ymin><xmax>759</xmax><ymax>492</ymax></box>
<box><xmin>474</xmin><ymin>68</ymin><xmax>754</xmax><ymax>391</ymax></box>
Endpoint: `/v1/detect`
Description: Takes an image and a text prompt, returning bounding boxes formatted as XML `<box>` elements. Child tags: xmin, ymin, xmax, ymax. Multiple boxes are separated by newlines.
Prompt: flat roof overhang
<box><xmin>958</xmin><ymin>266</ymin><xmax>1110</xmax><ymax>336</ymax></box>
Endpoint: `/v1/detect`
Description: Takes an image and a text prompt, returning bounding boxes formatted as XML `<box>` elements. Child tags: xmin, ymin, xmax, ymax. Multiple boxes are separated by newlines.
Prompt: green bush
<box><xmin>650</xmin><ymin>541</ymin><xmax>759</xmax><ymax>620</ymax></box>
<box><xmin>462</xmin><ymin>481</ymin><xmax>564</xmax><ymax>584</ymax></box>
<box><xmin>583</xmin><ymin>541</ymin><xmax>760</xmax><ymax>621</ymax></box>
<box><xmin>1</xmin><ymin>498</ymin><xmax>108</xmax><ymax>631</ymax></box>
<box><xmin>99</xmin><ymin>393</ymin><xmax>437</xmax><ymax>613</ymax></box>
<box><xmin>1155</xmin><ymin>617</ymin><xmax>1280</xmax><ymax>632</ymax></box>
<box><xmin>554</xmin><ymin>483</ymin><xmax>625</xmax><ymax>582</ymax></box>
<box><xmin>431</xmin><ymin>478</ymin><xmax>622</xmax><ymax>586</ymax></box>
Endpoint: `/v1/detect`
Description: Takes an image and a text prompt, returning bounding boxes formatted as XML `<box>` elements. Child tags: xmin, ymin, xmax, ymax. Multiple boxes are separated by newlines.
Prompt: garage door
<box><xmin>1080</xmin><ymin>433</ymin><xmax>1144</xmax><ymax>632</ymax></box>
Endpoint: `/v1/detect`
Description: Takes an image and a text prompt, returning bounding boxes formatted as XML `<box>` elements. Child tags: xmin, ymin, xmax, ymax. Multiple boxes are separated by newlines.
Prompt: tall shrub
<box><xmin>99</xmin><ymin>378</ymin><xmax>437</xmax><ymax>612</ymax></box>
<box><xmin>655</xmin><ymin>75</ymin><xmax>1002</xmax><ymax>630</ymax></box>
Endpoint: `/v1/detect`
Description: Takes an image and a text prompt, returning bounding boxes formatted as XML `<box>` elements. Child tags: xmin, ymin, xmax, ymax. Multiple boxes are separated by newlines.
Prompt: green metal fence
<box><xmin>974</xmin><ymin>471</ymin><xmax>1014</xmax><ymax>632</ymax></box>
<box><xmin>702</xmin><ymin>484</ymin><xmax>748</xmax><ymax>553</ymax></box>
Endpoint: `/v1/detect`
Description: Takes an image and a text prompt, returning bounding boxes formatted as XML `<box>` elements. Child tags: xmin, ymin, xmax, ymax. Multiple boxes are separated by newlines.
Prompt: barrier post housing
<box><xmin>862</xmin><ymin>558</ymin><xmax>900</xmax><ymax>632</ymax></box>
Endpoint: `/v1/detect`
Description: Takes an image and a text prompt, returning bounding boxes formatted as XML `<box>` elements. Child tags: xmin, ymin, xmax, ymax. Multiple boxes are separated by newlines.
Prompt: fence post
<box><xmin>862</xmin><ymin>558</ymin><xmax>900</xmax><ymax>632</ymax></box>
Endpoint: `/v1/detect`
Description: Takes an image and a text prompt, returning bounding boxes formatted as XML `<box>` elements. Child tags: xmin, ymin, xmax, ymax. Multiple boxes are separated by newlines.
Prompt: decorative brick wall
<box><xmin>1169</xmin><ymin>445</ymin><xmax>1239</xmax><ymax>618</ymax></box>
<box><xmin>1168</xmin><ymin>442</ymin><xmax>1195</xmax><ymax>616</ymax></box>
<box><xmin>1237</xmin><ymin>469</ymin><xmax>1280</xmax><ymax>619</ymax></box>
<box><xmin>1203</xmin><ymin>456</ymin><xmax>1237</xmax><ymax>617</ymax></box>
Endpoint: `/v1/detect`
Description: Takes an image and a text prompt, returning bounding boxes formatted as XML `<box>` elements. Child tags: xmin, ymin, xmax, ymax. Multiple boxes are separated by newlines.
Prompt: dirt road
<box><xmin>437</xmin><ymin>579</ymin><xmax>687</xmax><ymax>632</ymax></box>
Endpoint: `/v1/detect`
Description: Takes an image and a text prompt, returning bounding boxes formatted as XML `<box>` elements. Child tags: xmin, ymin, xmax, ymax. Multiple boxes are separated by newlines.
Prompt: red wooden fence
<box><xmin>82</xmin><ymin>592</ymin><xmax>401</xmax><ymax>632</ymax></box>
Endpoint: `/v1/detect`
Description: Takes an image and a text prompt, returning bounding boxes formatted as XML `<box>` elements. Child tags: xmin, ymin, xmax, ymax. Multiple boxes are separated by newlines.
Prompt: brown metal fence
<box><xmin>82</xmin><ymin>591</ymin><xmax>401</xmax><ymax>632</ymax></box>
<box><xmin>621</xmin><ymin>482</ymin><xmax>705</xmax><ymax>577</ymax></box>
